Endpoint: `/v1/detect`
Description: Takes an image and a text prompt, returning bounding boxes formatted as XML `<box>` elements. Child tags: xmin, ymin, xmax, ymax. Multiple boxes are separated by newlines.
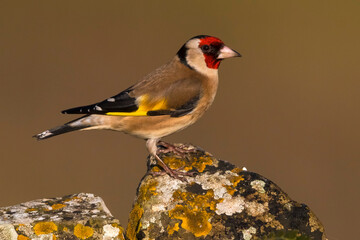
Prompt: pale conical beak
<box><xmin>217</xmin><ymin>45</ymin><xmax>242</xmax><ymax>59</ymax></box>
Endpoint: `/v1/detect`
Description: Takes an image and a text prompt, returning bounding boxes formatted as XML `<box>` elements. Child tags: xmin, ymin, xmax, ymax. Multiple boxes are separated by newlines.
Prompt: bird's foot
<box><xmin>157</xmin><ymin>141</ymin><xmax>197</xmax><ymax>158</ymax></box>
<box><xmin>151</xmin><ymin>153</ymin><xmax>196</xmax><ymax>181</ymax></box>
<box><xmin>150</xmin><ymin>167</ymin><xmax>196</xmax><ymax>181</ymax></box>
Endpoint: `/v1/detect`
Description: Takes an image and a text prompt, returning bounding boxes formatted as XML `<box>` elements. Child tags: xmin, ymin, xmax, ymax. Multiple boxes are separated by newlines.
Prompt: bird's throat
<box><xmin>204</xmin><ymin>55</ymin><xmax>221</xmax><ymax>69</ymax></box>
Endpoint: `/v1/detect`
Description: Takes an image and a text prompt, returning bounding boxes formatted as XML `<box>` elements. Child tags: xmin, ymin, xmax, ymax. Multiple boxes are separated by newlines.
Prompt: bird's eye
<box><xmin>201</xmin><ymin>45</ymin><xmax>210</xmax><ymax>52</ymax></box>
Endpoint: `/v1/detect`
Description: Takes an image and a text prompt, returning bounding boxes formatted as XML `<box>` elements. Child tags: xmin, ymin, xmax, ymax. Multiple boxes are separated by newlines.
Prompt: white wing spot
<box><xmin>107</xmin><ymin>98</ymin><xmax>115</xmax><ymax>102</ymax></box>
<box><xmin>38</xmin><ymin>130</ymin><xmax>53</xmax><ymax>139</ymax></box>
<box><xmin>95</xmin><ymin>106</ymin><xmax>103</xmax><ymax>111</ymax></box>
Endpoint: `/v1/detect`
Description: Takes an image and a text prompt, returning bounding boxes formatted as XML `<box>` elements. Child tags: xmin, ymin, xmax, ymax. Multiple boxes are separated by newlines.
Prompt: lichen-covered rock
<box><xmin>126</xmin><ymin>144</ymin><xmax>327</xmax><ymax>240</ymax></box>
<box><xmin>0</xmin><ymin>193</ymin><xmax>125</xmax><ymax>240</ymax></box>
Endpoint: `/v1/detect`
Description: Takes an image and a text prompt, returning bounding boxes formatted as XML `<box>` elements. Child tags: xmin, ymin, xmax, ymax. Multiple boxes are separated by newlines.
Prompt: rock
<box><xmin>126</xmin><ymin>143</ymin><xmax>327</xmax><ymax>240</ymax></box>
<box><xmin>0</xmin><ymin>144</ymin><xmax>327</xmax><ymax>240</ymax></box>
<box><xmin>0</xmin><ymin>193</ymin><xmax>125</xmax><ymax>240</ymax></box>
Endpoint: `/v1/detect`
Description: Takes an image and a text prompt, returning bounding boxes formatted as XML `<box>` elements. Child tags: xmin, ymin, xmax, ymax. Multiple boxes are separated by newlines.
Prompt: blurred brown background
<box><xmin>1</xmin><ymin>1</ymin><xmax>359</xmax><ymax>239</ymax></box>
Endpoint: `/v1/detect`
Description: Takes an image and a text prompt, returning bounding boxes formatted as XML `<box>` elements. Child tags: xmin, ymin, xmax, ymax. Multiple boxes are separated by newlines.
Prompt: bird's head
<box><xmin>177</xmin><ymin>35</ymin><xmax>241</xmax><ymax>75</ymax></box>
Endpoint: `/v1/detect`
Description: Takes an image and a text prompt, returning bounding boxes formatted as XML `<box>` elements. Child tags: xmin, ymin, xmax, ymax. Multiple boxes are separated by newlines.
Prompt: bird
<box><xmin>34</xmin><ymin>35</ymin><xmax>241</xmax><ymax>179</ymax></box>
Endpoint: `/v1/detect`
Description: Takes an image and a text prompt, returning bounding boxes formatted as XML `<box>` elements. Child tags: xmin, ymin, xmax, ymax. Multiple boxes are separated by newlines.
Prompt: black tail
<box><xmin>33</xmin><ymin>116</ymin><xmax>90</xmax><ymax>140</ymax></box>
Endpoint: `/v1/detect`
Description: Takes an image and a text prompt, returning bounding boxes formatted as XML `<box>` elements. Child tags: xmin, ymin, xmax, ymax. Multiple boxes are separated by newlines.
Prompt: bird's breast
<box><xmin>193</xmin><ymin>74</ymin><xmax>219</xmax><ymax>118</ymax></box>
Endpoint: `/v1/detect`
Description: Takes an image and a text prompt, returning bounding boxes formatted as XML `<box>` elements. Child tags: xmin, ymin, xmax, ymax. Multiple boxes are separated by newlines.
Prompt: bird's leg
<box><xmin>146</xmin><ymin>139</ymin><xmax>195</xmax><ymax>180</ymax></box>
<box><xmin>157</xmin><ymin>141</ymin><xmax>197</xmax><ymax>157</ymax></box>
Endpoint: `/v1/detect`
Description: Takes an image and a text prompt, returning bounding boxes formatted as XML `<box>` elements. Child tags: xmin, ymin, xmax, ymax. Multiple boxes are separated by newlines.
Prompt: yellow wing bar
<box><xmin>105</xmin><ymin>95</ymin><xmax>167</xmax><ymax>116</ymax></box>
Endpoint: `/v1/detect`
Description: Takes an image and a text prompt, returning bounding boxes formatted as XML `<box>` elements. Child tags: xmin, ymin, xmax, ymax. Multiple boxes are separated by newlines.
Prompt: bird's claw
<box><xmin>150</xmin><ymin>166</ymin><xmax>196</xmax><ymax>181</ymax></box>
<box><xmin>157</xmin><ymin>141</ymin><xmax>197</xmax><ymax>158</ymax></box>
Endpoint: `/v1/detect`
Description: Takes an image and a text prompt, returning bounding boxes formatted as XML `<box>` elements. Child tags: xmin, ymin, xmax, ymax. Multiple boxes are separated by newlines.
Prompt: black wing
<box><xmin>62</xmin><ymin>77</ymin><xmax>201</xmax><ymax>117</ymax></box>
<box><xmin>62</xmin><ymin>89</ymin><xmax>138</xmax><ymax>114</ymax></box>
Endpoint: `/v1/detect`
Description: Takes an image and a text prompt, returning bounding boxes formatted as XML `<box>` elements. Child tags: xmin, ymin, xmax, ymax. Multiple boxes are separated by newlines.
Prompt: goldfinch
<box><xmin>34</xmin><ymin>35</ymin><xmax>241</xmax><ymax>178</ymax></box>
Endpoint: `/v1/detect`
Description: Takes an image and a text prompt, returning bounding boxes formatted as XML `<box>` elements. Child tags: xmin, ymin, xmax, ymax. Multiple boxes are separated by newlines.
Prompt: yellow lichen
<box><xmin>33</xmin><ymin>221</ymin><xmax>58</xmax><ymax>235</ymax></box>
<box><xmin>17</xmin><ymin>235</ymin><xmax>30</xmax><ymax>240</ymax></box>
<box><xmin>63</xmin><ymin>227</ymin><xmax>69</xmax><ymax>232</ymax></box>
<box><xmin>169</xmin><ymin>190</ymin><xmax>220</xmax><ymax>237</ymax></box>
<box><xmin>52</xmin><ymin>234</ymin><xmax>57</xmax><ymax>240</ymax></box>
<box><xmin>73</xmin><ymin>224</ymin><xmax>94</xmax><ymax>239</ymax></box>
<box><xmin>51</xmin><ymin>203</ymin><xmax>66</xmax><ymax>210</ymax></box>
<box><xmin>167</xmin><ymin>223</ymin><xmax>180</xmax><ymax>235</ymax></box>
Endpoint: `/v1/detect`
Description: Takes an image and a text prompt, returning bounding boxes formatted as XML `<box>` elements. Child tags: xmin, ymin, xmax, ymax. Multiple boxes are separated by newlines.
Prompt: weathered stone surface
<box><xmin>0</xmin><ymin>144</ymin><xmax>327</xmax><ymax>240</ymax></box>
<box><xmin>0</xmin><ymin>193</ymin><xmax>125</xmax><ymax>240</ymax></box>
<box><xmin>126</xmin><ymin>143</ymin><xmax>327</xmax><ymax>240</ymax></box>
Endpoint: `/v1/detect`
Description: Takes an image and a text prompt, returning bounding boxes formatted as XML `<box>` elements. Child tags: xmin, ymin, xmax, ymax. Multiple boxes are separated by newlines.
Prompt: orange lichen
<box><xmin>33</xmin><ymin>221</ymin><xmax>58</xmax><ymax>235</ymax></box>
<box><xmin>73</xmin><ymin>224</ymin><xmax>94</xmax><ymax>239</ymax></box>
<box><xmin>156</xmin><ymin>152</ymin><xmax>213</xmax><ymax>173</ymax></box>
<box><xmin>138</xmin><ymin>178</ymin><xmax>158</xmax><ymax>202</ymax></box>
<box><xmin>63</xmin><ymin>226</ymin><xmax>69</xmax><ymax>232</ymax></box>
<box><xmin>64</xmin><ymin>196</ymin><xmax>80</xmax><ymax>202</ymax></box>
<box><xmin>224</xmin><ymin>185</ymin><xmax>236</xmax><ymax>195</ymax></box>
<box><xmin>184</xmin><ymin>156</ymin><xmax>213</xmax><ymax>172</ymax></box>
<box><xmin>111</xmin><ymin>223</ymin><xmax>125</xmax><ymax>240</ymax></box>
<box><xmin>163</xmin><ymin>156</ymin><xmax>186</xmax><ymax>170</ymax></box>
<box><xmin>126</xmin><ymin>204</ymin><xmax>143</xmax><ymax>240</ymax></box>
<box><xmin>52</xmin><ymin>234</ymin><xmax>57</xmax><ymax>240</ymax></box>
<box><xmin>151</xmin><ymin>166</ymin><xmax>162</xmax><ymax>172</ymax></box>
<box><xmin>167</xmin><ymin>222</ymin><xmax>180</xmax><ymax>235</ymax></box>
<box><xmin>231</xmin><ymin>167</ymin><xmax>242</xmax><ymax>173</ymax></box>
<box><xmin>126</xmin><ymin>179</ymin><xmax>158</xmax><ymax>239</ymax></box>
<box><xmin>145</xmin><ymin>181</ymin><xmax>158</xmax><ymax>199</ymax></box>
<box><xmin>169</xmin><ymin>190</ymin><xmax>220</xmax><ymax>237</ymax></box>
<box><xmin>224</xmin><ymin>174</ymin><xmax>244</xmax><ymax>195</ymax></box>
<box><xmin>16</xmin><ymin>224</ymin><xmax>24</xmax><ymax>231</ymax></box>
<box><xmin>25</xmin><ymin>208</ymin><xmax>37</xmax><ymax>212</ymax></box>
<box><xmin>192</xmin><ymin>156</ymin><xmax>213</xmax><ymax>172</ymax></box>
<box><xmin>51</xmin><ymin>203</ymin><xmax>66</xmax><ymax>210</ymax></box>
<box><xmin>171</xmin><ymin>206</ymin><xmax>211</xmax><ymax>237</ymax></box>
<box><xmin>17</xmin><ymin>235</ymin><xmax>30</xmax><ymax>240</ymax></box>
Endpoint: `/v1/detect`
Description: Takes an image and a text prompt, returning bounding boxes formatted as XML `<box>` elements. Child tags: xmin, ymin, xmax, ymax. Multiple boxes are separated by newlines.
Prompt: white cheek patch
<box><xmin>186</xmin><ymin>38</ymin><xmax>200</xmax><ymax>48</ymax></box>
<box><xmin>186</xmin><ymin>50</ymin><xmax>218</xmax><ymax>77</ymax></box>
<box><xmin>183</xmin><ymin>38</ymin><xmax>218</xmax><ymax>77</ymax></box>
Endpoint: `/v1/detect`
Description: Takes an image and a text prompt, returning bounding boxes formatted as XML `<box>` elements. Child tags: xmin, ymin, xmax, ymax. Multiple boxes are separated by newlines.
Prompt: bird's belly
<box><xmin>110</xmin><ymin>115</ymin><xmax>196</xmax><ymax>139</ymax></box>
